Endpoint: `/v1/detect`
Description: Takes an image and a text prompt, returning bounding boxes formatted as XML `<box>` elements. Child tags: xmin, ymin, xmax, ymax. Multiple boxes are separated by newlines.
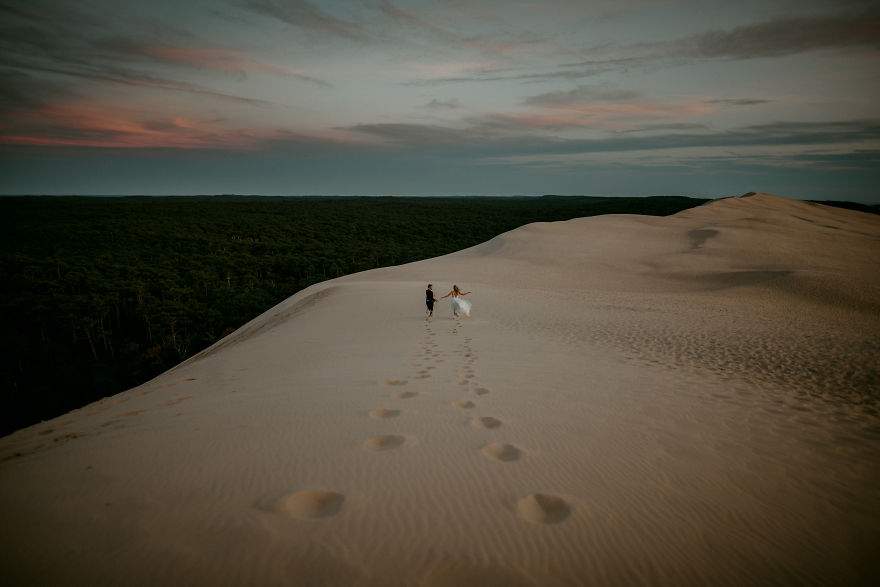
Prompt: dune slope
<box><xmin>1</xmin><ymin>193</ymin><xmax>879</xmax><ymax>585</ymax></box>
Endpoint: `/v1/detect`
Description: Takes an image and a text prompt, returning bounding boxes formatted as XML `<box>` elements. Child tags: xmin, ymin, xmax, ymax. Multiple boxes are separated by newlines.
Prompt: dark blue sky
<box><xmin>2</xmin><ymin>1</ymin><xmax>879</xmax><ymax>200</ymax></box>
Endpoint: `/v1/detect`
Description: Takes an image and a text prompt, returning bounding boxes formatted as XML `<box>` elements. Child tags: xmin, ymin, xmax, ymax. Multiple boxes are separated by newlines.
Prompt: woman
<box><xmin>440</xmin><ymin>284</ymin><xmax>472</xmax><ymax>318</ymax></box>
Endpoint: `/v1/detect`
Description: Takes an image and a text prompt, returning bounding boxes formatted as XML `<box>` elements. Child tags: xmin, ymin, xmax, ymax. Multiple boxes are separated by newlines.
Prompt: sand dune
<box><xmin>1</xmin><ymin>193</ymin><xmax>878</xmax><ymax>584</ymax></box>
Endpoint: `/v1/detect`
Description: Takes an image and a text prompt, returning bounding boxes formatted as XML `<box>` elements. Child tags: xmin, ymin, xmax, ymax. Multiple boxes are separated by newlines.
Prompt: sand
<box><xmin>1</xmin><ymin>192</ymin><xmax>878</xmax><ymax>585</ymax></box>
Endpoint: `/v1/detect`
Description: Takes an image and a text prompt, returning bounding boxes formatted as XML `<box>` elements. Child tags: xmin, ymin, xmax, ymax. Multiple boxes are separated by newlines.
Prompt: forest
<box><xmin>2</xmin><ymin>194</ymin><xmax>871</xmax><ymax>435</ymax></box>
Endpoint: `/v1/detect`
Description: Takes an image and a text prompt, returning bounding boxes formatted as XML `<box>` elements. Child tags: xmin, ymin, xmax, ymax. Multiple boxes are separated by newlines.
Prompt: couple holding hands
<box><xmin>425</xmin><ymin>284</ymin><xmax>472</xmax><ymax>319</ymax></box>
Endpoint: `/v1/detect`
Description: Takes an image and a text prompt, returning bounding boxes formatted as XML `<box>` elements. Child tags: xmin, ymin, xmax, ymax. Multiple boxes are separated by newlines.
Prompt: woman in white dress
<box><xmin>440</xmin><ymin>285</ymin><xmax>472</xmax><ymax>318</ymax></box>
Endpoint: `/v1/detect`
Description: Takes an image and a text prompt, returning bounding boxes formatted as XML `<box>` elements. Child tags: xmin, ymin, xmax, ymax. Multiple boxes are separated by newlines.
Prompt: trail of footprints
<box><xmin>279</xmin><ymin>319</ymin><xmax>572</xmax><ymax>525</ymax></box>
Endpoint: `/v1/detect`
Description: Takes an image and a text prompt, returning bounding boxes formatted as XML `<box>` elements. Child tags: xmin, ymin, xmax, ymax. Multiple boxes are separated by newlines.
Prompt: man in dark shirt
<box><xmin>425</xmin><ymin>283</ymin><xmax>436</xmax><ymax>319</ymax></box>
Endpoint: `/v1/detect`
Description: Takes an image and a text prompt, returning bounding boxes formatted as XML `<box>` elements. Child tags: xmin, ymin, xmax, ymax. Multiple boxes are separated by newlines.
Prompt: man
<box><xmin>425</xmin><ymin>283</ymin><xmax>437</xmax><ymax>319</ymax></box>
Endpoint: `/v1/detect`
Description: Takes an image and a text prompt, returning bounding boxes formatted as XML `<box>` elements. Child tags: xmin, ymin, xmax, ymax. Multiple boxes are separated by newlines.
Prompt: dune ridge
<box><xmin>1</xmin><ymin>193</ymin><xmax>878</xmax><ymax>585</ymax></box>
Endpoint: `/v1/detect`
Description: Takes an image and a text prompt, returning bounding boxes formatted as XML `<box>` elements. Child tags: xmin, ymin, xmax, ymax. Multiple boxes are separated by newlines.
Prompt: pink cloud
<box><xmin>3</xmin><ymin>103</ymin><xmax>269</xmax><ymax>149</ymax></box>
<box><xmin>489</xmin><ymin>99</ymin><xmax>716</xmax><ymax>131</ymax></box>
<box><xmin>0</xmin><ymin>101</ymin><xmax>371</xmax><ymax>150</ymax></box>
<box><xmin>137</xmin><ymin>46</ymin><xmax>330</xmax><ymax>86</ymax></box>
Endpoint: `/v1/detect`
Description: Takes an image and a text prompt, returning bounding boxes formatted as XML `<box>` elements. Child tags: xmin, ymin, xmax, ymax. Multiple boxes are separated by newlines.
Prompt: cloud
<box><xmin>705</xmin><ymin>98</ymin><xmax>773</xmax><ymax>106</ymax></box>
<box><xmin>242</xmin><ymin>0</ymin><xmax>367</xmax><ymax>40</ymax></box>
<box><xmin>339</xmin><ymin>118</ymin><xmax>880</xmax><ymax>157</ymax></box>
<box><xmin>471</xmin><ymin>95</ymin><xmax>714</xmax><ymax>132</ymax></box>
<box><xmin>376</xmin><ymin>0</ymin><xmax>549</xmax><ymax>58</ymax></box>
<box><xmin>413</xmin><ymin>9</ymin><xmax>880</xmax><ymax>85</ymax></box>
<box><xmin>663</xmin><ymin>12</ymin><xmax>880</xmax><ymax>60</ymax></box>
<box><xmin>422</xmin><ymin>98</ymin><xmax>462</xmax><ymax>110</ymax></box>
<box><xmin>377</xmin><ymin>0</ymin><xmax>459</xmax><ymax>44</ymax></box>
<box><xmin>0</xmin><ymin>1</ymin><xmax>296</xmax><ymax>112</ymax></box>
<box><xmin>342</xmin><ymin>123</ymin><xmax>483</xmax><ymax>146</ymax></box>
<box><xmin>402</xmin><ymin>64</ymin><xmax>615</xmax><ymax>86</ymax></box>
<box><xmin>0</xmin><ymin>102</ymin><xmax>263</xmax><ymax>149</ymax></box>
<box><xmin>617</xmin><ymin>123</ymin><xmax>711</xmax><ymax>133</ymax></box>
<box><xmin>4</xmin><ymin>59</ymin><xmax>279</xmax><ymax>108</ymax></box>
<box><xmin>524</xmin><ymin>85</ymin><xmax>641</xmax><ymax>107</ymax></box>
<box><xmin>0</xmin><ymin>69</ymin><xmax>77</xmax><ymax>112</ymax></box>
<box><xmin>563</xmin><ymin>10</ymin><xmax>880</xmax><ymax>69</ymax></box>
<box><xmin>104</xmin><ymin>41</ymin><xmax>331</xmax><ymax>87</ymax></box>
<box><xmin>0</xmin><ymin>100</ymin><xmax>363</xmax><ymax>150</ymax></box>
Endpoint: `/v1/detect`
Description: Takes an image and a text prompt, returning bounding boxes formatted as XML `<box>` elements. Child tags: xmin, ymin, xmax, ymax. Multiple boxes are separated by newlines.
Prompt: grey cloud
<box><xmin>343</xmin><ymin>123</ymin><xmax>485</xmax><ymax>145</ymax></box>
<box><xmin>403</xmin><ymin>64</ymin><xmax>614</xmax><ymax>86</ymax></box>
<box><xmin>547</xmin><ymin>119</ymin><xmax>880</xmax><ymax>156</ymax></box>
<box><xmin>0</xmin><ymin>1</ymin><xmax>289</xmax><ymax>110</ymax></box>
<box><xmin>706</xmin><ymin>98</ymin><xmax>773</xmax><ymax>106</ymax></box>
<box><xmin>377</xmin><ymin>0</ymin><xmax>459</xmax><ymax>43</ymax></box>
<box><xmin>339</xmin><ymin>118</ymin><xmax>880</xmax><ymax>157</ymax></box>
<box><xmin>524</xmin><ymin>85</ymin><xmax>641</xmax><ymax>107</ymax></box>
<box><xmin>96</xmin><ymin>37</ymin><xmax>332</xmax><ymax>87</ymax></box>
<box><xmin>423</xmin><ymin>10</ymin><xmax>880</xmax><ymax>86</ymax></box>
<box><xmin>243</xmin><ymin>0</ymin><xmax>367</xmax><ymax>40</ymax></box>
<box><xmin>376</xmin><ymin>1</ymin><xmax>548</xmax><ymax>58</ymax></box>
<box><xmin>669</xmin><ymin>12</ymin><xmax>880</xmax><ymax>59</ymax></box>
<box><xmin>565</xmin><ymin>10</ymin><xmax>880</xmax><ymax>69</ymax></box>
<box><xmin>422</xmin><ymin>98</ymin><xmax>462</xmax><ymax>110</ymax></box>
<box><xmin>0</xmin><ymin>69</ymin><xmax>76</xmax><ymax>112</ymax></box>
<box><xmin>617</xmin><ymin>123</ymin><xmax>711</xmax><ymax>133</ymax></box>
<box><xmin>543</xmin><ymin>120</ymin><xmax>880</xmax><ymax>156</ymax></box>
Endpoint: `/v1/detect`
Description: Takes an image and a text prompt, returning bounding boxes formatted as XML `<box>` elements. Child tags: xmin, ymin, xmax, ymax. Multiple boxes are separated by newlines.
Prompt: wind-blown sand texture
<box><xmin>1</xmin><ymin>193</ymin><xmax>879</xmax><ymax>585</ymax></box>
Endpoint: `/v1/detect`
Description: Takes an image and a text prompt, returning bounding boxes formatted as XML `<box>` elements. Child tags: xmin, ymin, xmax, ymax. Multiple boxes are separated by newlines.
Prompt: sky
<box><xmin>1</xmin><ymin>0</ymin><xmax>879</xmax><ymax>200</ymax></box>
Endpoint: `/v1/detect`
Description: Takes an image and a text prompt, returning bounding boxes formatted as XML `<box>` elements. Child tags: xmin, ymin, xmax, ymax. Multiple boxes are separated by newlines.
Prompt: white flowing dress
<box><xmin>451</xmin><ymin>295</ymin><xmax>471</xmax><ymax>317</ymax></box>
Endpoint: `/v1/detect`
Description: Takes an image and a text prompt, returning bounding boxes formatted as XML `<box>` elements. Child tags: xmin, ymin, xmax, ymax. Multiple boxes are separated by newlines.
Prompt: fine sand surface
<box><xmin>1</xmin><ymin>193</ymin><xmax>879</xmax><ymax>585</ymax></box>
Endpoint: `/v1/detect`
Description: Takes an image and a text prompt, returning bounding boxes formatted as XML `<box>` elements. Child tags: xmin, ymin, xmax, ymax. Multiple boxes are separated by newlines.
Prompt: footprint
<box><xmin>481</xmin><ymin>442</ymin><xmax>521</xmax><ymax>462</ymax></box>
<box><xmin>471</xmin><ymin>416</ymin><xmax>502</xmax><ymax>429</ymax></box>
<box><xmin>369</xmin><ymin>408</ymin><xmax>400</xmax><ymax>419</ymax></box>
<box><xmin>464</xmin><ymin>374</ymin><xmax>475</xmax><ymax>379</ymax></box>
<box><xmin>277</xmin><ymin>490</ymin><xmax>345</xmax><ymax>519</ymax></box>
<box><xmin>398</xmin><ymin>391</ymin><xmax>418</xmax><ymax>399</ymax></box>
<box><xmin>453</xmin><ymin>400</ymin><xmax>475</xmax><ymax>409</ymax></box>
<box><xmin>474</xmin><ymin>387</ymin><xmax>490</xmax><ymax>396</ymax></box>
<box><xmin>386</xmin><ymin>379</ymin><xmax>408</xmax><ymax>386</ymax></box>
<box><xmin>364</xmin><ymin>435</ymin><xmax>406</xmax><ymax>451</ymax></box>
<box><xmin>459</xmin><ymin>380</ymin><xmax>470</xmax><ymax>386</ymax></box>
<box><xmin>516</xmin><ymin>493</ymin><xmax>571</xmax><ymax>524</ymax></box>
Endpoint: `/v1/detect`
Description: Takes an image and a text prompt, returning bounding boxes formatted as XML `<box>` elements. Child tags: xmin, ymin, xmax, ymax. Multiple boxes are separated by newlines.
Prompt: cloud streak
<box><xmin>524</xmin><ymin>85</ymin><xmax>642</xmax><ymax>107</ymax></box>
<box><xmin>242</xmin><ymin>0</ymin><xmax>367</xmax><ymax>40</ymax></box>
<box><xmin>706</xmin><ymin>98</ymin><xmax>773</xmax><ymax>106</ymax></box>
<box><xmin>412</xmin><ymin>9</ymin><xmax>880</xmax><ymax>85</ymax></box>
<box><xmin>0</xmin><ymin>0</ymin><xmax>318</xmax><ymax>120</ymax></box>
<box><xmin>342</xmin><ymin>118</ymin><xmax>880</xmax><ymax>157</ymax></box>
<box><xmin>109</xmin><ymin>42</ymin><xmax>331</xmax><ymax>87</ymax></box>
<box><xmin>422</xmin><ymin>98</ymin><xmax>462</xmax><ymax>110</ymax></box>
